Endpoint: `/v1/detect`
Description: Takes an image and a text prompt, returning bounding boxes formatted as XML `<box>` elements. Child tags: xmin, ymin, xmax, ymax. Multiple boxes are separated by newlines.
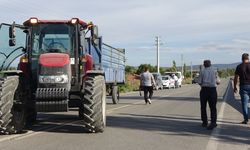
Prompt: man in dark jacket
<box><xmin>198</xmin><ymin>60</ymin><xmax>220</xmax><ymax>130</ymax></box>
<box><xmin>234</xmin><ymin>53</ymin><xmax>250</xmax><ymax>124</ymax></box>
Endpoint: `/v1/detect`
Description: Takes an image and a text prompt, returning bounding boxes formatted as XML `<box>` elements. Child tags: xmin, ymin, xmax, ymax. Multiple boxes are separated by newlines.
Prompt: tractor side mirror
<box><xmin>9</xmin><ymin>22</ymin><xmax>16</xmax><ymax>47</ymax></box>
<box><xmin>91</xmin><ymin>25</ymin><xmax>99</xmax><ymax>45</ymax></box>
<box><xmin>92</xmin><ymin>25</ymin><xmax>98</xmax><ymax>38</ymax></box>
<box><xmin>93</xmin><ymin>38</ymin><xmax>100</xmax><ymax>46</ymax></box>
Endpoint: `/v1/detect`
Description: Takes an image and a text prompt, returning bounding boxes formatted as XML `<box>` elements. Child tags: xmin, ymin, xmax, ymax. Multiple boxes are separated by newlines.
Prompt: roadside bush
<box><xmin>183</xmin><ymin>78</ymin><xmax>192</xmax><ymax>84</ymax></box>
<box><xmin>119</xmin><ymin>74</ymin><xmax>140</xmax><ymax>93</ymax></box>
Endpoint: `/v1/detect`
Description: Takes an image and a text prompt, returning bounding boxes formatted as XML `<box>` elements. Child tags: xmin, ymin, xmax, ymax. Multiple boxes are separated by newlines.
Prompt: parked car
<box><xmin>164</xmin><ymin>72</ymin><xmax>183</xmax><ymax>87</ymax></box>
<box><xmin>162</xmin><ymin>75</ymin><xmax>175</xmax><ymax>89</ymax></box>
<box><xmin>152</xmin><ymin>73</ymin><xmax>164</xmax><ymax>90</ymax></box>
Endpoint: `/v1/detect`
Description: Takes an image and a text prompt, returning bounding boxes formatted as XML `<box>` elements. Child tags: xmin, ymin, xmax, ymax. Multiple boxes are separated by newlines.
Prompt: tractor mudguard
<box><xmin>86</xmin><ymin>70</ymin><xmax>105</xmax><ymax>76</ymax></box>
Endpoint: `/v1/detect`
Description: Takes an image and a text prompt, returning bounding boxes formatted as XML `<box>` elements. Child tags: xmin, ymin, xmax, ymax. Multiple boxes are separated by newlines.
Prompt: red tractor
<box><xmin>0</xmin><ymin>18</ymin><xmax>125</xmax><ymax>134</ymax></box>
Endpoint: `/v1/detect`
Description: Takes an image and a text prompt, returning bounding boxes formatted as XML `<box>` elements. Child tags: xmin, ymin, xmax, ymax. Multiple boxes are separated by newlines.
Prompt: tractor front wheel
<box><xmin>0</xmin><ymin>76</ymin><xmax>26</xmax><ymax>134</ymax></box>
<box><xmin>79</xmin><ymin>75</ymin><xmax>106</xmax><ymax>133</ymax></box>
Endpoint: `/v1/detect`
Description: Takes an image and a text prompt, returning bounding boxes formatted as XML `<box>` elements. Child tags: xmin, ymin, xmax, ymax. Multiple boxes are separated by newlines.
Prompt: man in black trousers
<box><xmin>198</xmin><ymin>60</ymin><xmax>220</xmax><ymax>130</ymax></box>
<box><xmin>140</xmin><ymin>67</ymin><xmax>156</xmax><ymax>104</ymax></box>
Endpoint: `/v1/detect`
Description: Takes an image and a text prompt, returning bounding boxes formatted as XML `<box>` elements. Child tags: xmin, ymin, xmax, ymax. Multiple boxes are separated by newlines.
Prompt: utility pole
<box><xmin>156</xmin><ymin>36</ymin><xmax>160</xmax><ymax>73</ymax></box>
<box><xmin>181</xmin><ymin>54</ymin><xmax>183</xmax><ymax>75</ymax></box>
<box><xmin>190</xmin><ymin>61</ymin><xmax>193</xmax><ymax>81</ymax></box>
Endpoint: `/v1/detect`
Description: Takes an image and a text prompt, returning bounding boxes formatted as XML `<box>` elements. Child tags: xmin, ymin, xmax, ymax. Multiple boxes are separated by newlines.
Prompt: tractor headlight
<box><xmin>70</xmin><ymin>18</ymin><xmax>78</xmax><ymax>24</ymax></box>
<box><xmin>30</xmin><ymin>18</ymin><xmax>38</xmax><ymax>24</ymax></box>
<box><xmin>39</xmin><ymin>75</ymin><xmax>69</xmax><ymax>84</ymax></box>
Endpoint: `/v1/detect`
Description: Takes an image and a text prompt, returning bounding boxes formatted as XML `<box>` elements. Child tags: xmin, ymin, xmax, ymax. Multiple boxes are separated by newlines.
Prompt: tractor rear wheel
<box><xmin>79</xmin><ymin>75</ymin><xmax>106</xmax><ymax>133</ymax></box>
<box><xmin>0</xmin><ymin>76</ymin><xmax>26</xmax><ymax>134</ymax></box>
<box><xmin>111</xmin><ymin>85</ymin><xmax>119</xmax><ymax>104</ymax></box>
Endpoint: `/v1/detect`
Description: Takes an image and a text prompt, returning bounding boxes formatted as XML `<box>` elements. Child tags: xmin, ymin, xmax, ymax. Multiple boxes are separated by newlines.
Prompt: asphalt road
<box><xmin>0</xmin><ymin>79</ymin><xmax>249</xmax><ymax>150</ymax></box>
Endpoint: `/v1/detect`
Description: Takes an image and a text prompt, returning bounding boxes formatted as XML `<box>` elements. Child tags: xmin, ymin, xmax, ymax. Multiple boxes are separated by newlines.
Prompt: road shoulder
<box><xmin>206</xmin><ymin>81</ymin><xmax>250</xmax><ymax>150</ymax></box>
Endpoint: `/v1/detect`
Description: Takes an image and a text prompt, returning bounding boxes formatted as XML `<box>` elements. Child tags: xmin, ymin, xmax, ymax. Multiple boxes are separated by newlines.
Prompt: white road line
<box><xmin>120</xmin><ymin>91</ymin><xmax>140</xmax><ymax>96</ymax></box>
<box><xmin>0</xmin><ymin>85</ymin><xmax>201</xmax><ymax>144</ymax></box>
<box><xmin>0</xmin><ymin>93</ymin><xmax>169</xmax><ymax>143</ymax></box>
<box><xmin>106</xmin><ymin>101</ymin><xmax>143</xmax><ymax>113</ymax></box>
<box><xmin>205</xmin><ymin>99</ymin><xmax>226</xmax><ymax>150</ymax></box>
<box><xmin>0</xmin><ymin>88</ymin><xmax>175</xmax><ymax>143</ymax></box>
<box><xmin>0</xmin><ymin>120</ymin><xmax>79</xmax><ymax>142</ymax></box>
<box><xmin>0</xmin><ymin>99</ymin><xmax>147</xmax><ymax>143</ymax></box>
<box><xmin>205</xmin><ymin>82</ymin><xmax>230</xmax><ymax>150</ymax></box>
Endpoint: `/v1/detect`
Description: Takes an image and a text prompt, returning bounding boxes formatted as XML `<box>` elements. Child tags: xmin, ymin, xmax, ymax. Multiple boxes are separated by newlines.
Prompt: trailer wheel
<box><xmin>79</xmin><ymin>75</ymin><xmax>106</xmax><ymax>133</ymax></box>
<box><xmin>0</xmin><ymin>76</ymin><xmax>26</xmax><ymax>134</ymax></box>
<box><xmin>112</xmin><ymin>85</ymin><xmax>119</xmax><ymax>104</ymax></box>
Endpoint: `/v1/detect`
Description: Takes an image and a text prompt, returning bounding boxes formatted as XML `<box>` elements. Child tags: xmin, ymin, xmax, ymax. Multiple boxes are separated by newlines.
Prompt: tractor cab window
<box><xmin>31</xmin><ymin>24</ymin><xmax>74</xmax><ymax>57</ymax></box>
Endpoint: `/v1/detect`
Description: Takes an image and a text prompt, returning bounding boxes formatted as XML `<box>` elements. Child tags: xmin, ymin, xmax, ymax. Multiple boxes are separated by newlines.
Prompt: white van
<box><xmin>164</xmin><ymin>72</ymin><xmax>183</xmax><ymax>87</ymax></box>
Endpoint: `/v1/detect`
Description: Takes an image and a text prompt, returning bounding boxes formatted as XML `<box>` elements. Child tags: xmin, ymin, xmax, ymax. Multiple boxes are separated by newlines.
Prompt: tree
<box><xmin>136</xmin><ymin>64</ymin><xmax>155</xmax><ymax>74</ymax></box>
<box><xmin>218</xmin><ymin>68</ymin><xmax>235</xmax><ymax>78</ymax></box>
<box><xmin>172</xmin><ymin>60</ymin><xmax>177</xmax><ymax>72</ymax></box>
<box><xmin>165</xmin><ymin>61</ymin><xmax>177</xmax><ymax>72</ymax></box>
<box><xmin>183</xmin><ymin>63</ymin><xmax>187</xmax><ymax>77</ymax></box>
<box><xmin>160</xmin><ymin>67</ymin><xmax>166</xmax><ymax>75</ymax></box>
<box><xmin>125</xmin><ymin>65</ymin><xmax>136</xmax><ymax>74</ymax></box>
<box><xmin>135</xmin><ymin>64</ymin><xmax>167</xmax><ymax>75</ymax></box>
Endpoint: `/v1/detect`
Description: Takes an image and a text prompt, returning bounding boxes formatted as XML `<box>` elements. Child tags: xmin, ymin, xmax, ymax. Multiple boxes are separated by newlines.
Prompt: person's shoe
<box><xmin>207</xmin><ymin>123</ymin><xmax>217</xmax><ymax>130</ymax></box>
<box><xmin>202</xmin><ymin>123</ymin><xmax>208</xmax><ymax>127</ymax></box>
<box><xmin>241</xmin><ymin>120</ymin><xmax>248</xmax><ymax>124</ymax></box>
<box><xmin>147</xmin><ymin>99</ymin><xmax>152</xmax><ymax>104</ymax></box>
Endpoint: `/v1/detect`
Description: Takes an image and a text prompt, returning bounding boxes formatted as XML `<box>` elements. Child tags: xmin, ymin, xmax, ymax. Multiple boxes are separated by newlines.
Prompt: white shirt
<box><xmin>173</xmin><ymin>75</ymin><xmax>178</xmax><ymax>81</ymax></box>
<box><xmin>140</xmin><ymin>71</ymin><xmax>156</xmax><ymax>86</ymax></box>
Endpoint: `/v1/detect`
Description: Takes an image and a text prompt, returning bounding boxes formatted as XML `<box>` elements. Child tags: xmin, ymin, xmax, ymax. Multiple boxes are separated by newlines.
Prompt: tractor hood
<box><xmin>38</xmin><ymin>53</ymin><xmax>71</xmax><ymax>90</ymax></box>
<box><xmin>39</xmin><ymin>53</ymin><xmax>70</xmax><ymax>67</ymax></box>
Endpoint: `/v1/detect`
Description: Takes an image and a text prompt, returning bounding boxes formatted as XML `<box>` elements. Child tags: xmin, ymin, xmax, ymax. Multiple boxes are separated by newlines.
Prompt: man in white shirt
<box><xmin>198</xmin><ymin>60</ymin><xmax>220</xmax><ymax>130</ymax></box>
<box><xmin>140</xmin><ymin>67</ymin><xmax>156</xmax><ymax>104</ymax></box>
<box><xmin>172</xmin><ymin>74</ymin><xmax>178</xmax><ymax>88</ymax></box>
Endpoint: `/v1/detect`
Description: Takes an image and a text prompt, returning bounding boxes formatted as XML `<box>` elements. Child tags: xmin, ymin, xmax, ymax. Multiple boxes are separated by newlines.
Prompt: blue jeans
<box><xmin>239</xmin><ymin>85</ymin><xmax>250</xmax><ymax>121</ymax></box>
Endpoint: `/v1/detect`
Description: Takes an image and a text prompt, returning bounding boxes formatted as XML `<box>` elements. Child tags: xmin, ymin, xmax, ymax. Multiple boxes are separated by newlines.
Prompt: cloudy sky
<box><xmin>0</xmin><ymin>0</ymin><xmax>250</xmax><ymax>67</ymax></box>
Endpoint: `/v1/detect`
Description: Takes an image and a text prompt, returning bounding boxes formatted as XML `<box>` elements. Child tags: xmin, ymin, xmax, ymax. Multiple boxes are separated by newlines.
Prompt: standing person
<box><xmin>173</xmin><ymin>74</ymin><xmax>179</xmax><ymax>88</ymax></box>
<box><xmin>198</xmin><ymin>60</ymin><xmax>220</xmax><ymax>130</ymax></box>
<box><xmin>140</xmin><ymin>67</ymin><xmax>156</xmax><ymax>104</ymax></box>
<box><xmin>234</xmin><ymin>53</ymin><xmax>250</xmax><ymax>124</ymax></box>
